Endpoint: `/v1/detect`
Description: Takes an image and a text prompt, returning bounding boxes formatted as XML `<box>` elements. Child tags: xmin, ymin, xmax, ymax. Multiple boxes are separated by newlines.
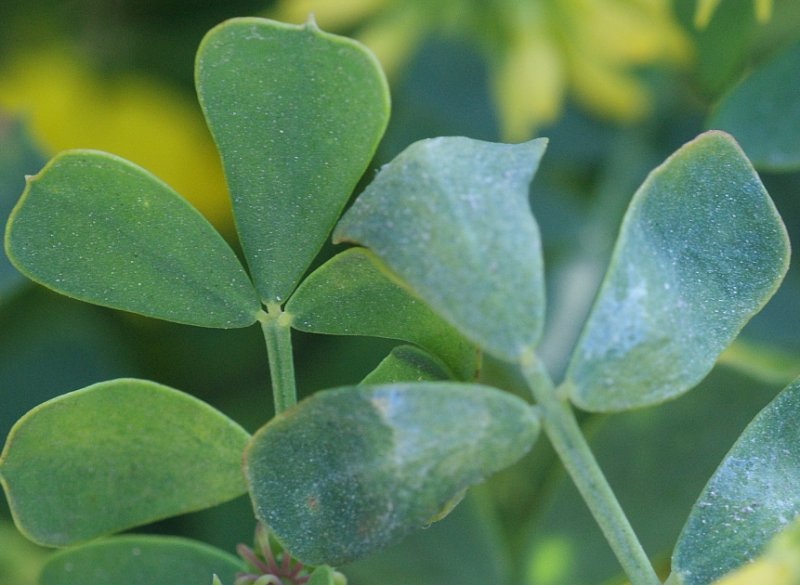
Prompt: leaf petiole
<box><xmin>521</xmin><ymin>351</ymin><xmax>661</xmax><ymax>585</ymax></box>
<box><xmin>259</xmin><ymin>306</ymin><xmax>297</xmax><ymax>414</ymax></box>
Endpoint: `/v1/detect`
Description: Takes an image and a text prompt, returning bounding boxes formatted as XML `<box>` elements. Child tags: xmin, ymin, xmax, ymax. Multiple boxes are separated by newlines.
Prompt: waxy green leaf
<box><xmin>335</xmin><ymin>137</ymin><xmax>547</xmax><ymax>362</ymax></box>
<box><xmin>196</xmin><ymin>17</ymin><xmax>390</xmax><ymax>304</ymax></box>
<box><xmin>39</xmin><ymin>536</ymin><xmax>244</xmax><ymax>585</ymax></box>
<box><xmin>244</xmin><ymin>383</ymin><xmax>539</xmax><ymax>565</ymax></box>
<box><xmin>708</xmin><ymin>42</ymin><xmax>800</xmax><ymax>171</ymax></box>
<box><xmin>0</xmin><ymin>379</ymin><xmax>250</xmax><ymax>546</ymax></box>
<box><xmin>565</xmin><ymin>131</ymin><xmax>789</xmax><ymax>411</ymax></box>
<box><xmin>286</xmin><ymin>248</ymin><xmax>479</xmax><ymax>380</ymax></box>
<box><xmin>361</xmin><ymin>345</ymin><xmax>452</xmax><ymax>385</ymax></box>
<box><xmin>4</xmin><ymin>150</ymin><xmax>260</xmax><ymax>328</ymax></box>
<box><xmin>670</xmin><ymin>377</ymin><xmax>800</xmax><ymax>585</ymax></box>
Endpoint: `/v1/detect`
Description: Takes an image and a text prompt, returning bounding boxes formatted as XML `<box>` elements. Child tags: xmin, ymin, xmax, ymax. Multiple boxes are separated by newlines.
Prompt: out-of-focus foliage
<box><xmin>694</xmin><ymin>0</ymin><xmax>773</xmax><ymax>28</ymax></box>
<box><xmin>272</xmin><ymin>0</ymin><xmax>690</xmax><ymax>140</ymax></box>
<box><xmin>0</xmin><ymin>51</ymin><xmax>233</xmax><ymax>231</ymax></box>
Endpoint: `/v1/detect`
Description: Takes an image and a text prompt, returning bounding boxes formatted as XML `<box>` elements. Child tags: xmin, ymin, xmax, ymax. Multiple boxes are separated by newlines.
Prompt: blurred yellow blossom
<box><xmin>694</xmin><ymin>0</ymin><xmax>773</xmax><ymax>28</ymax></box>
<box><xmin>273</xmin><ymin>0</ymin><xmax>690</xmax><ymax>140</ymax></box>
<box><xmin>0</xmin><ymin>49</ymin><xmax>233</xmax><ymax>232</ymax></box>
<box><xmin>710</xmin><ymin>516</ymin><xmax>800</xmax><ymax>585</ymax></box>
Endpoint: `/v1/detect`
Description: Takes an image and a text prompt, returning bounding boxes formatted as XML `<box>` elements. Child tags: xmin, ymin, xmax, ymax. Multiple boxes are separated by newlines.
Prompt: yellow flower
<box><xmin>271</xmin><ymin>0</ymin><xmax>690</xmax><ymax>141</ymax></box>
<box><xmin>711</xmin><ymin>517</ymin><xmax>800</xmax><ymax>585</ymax></box>
<box><xmin>694</xmin><ymin>0</ymin><xmax>773</xmax><ymax>28</ymax></box>
<box><xmin>0</xmin><ymin>48</ymin><xmax>233</xmax><ymax>233</ymax></box>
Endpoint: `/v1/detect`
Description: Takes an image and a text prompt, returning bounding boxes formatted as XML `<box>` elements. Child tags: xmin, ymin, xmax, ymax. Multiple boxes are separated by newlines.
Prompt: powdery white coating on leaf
<box><xmin>335</xmin><ymin>136</ymin><xmax>548</xmax><ymax>362</ymax></box>
<box><xmin>671</xmin><ymin>377</ymin><xmax>800</xmax><ymax>585</ymax></box>
<box><xmin>243</xmin><ymin>383</ymin><xmax>539</xmax><ymax>565</ymax></box>
<box><xmin>566</xmin><ymin>131</ymin><xmax>789</xmax><ymax>411</ymax></box>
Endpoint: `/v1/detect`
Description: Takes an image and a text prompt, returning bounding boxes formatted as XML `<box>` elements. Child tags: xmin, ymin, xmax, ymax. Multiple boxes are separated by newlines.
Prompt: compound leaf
<box><xmin>565</xmin><ymin>131</ymin><xmax>789</xmax><ymax>411</ymax></box>
<box><xmin>38</xmin><ymin>536</ymin><xmax>244</xmax><ymax>585</ymax></box>
<box><xmin>669</xmin><ymin>377</ymin><xmax>800</xmax><ymax>585</ymax></box>
<box><xmin>4</xmin><ymin>150</ymin><xmax>260</xmax><ymax>328</ymax></box>
<box><xmin>196</xmin><ymin>17</ymin><xmax>390</xmax><ymax>304</ymax></box>
<box><xmin>335</xmin><ymin>137</ymin><xmax>547</xmax><ymax>363</ymax></box>
<box><xmin>244</xmin><ymin>383</ymin><xmax>539</xmax><ymax>565</ymax></box>
<box><xmin>708</xmin><ymin>42</ymin><xmax>800</xmax><ymax>172</ymax></box>
<box><xmin>286</xmin><ymin>247</ymin><xmax>479</xmax><ymax>380</ymax></box>
<box><xmin>0</xmin><ymin>379</ymin><xmax>250</xmax><ymax>547</ymax></box>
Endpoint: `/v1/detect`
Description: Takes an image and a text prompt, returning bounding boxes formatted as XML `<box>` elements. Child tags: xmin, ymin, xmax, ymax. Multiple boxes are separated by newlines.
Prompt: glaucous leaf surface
<box><xmin>670</xmin><ymin>377</ymin><xmax>800</xmax><ymax>585</ymax></box>
<box><xmin>38</xmin><ymin>536</ymin><xmax>244</xmax><ymax>585</ymax></box>
<box><xmin>4</xmin><ymin>150</ymin><xmax>260</xmax><ymax>328</ymax></box>
<box><xmin>0</xmin><ymin>379</ymin><xmax>250</xmax><ymax>546</ymax></box>
<box><xmin>244</xmin><ymin>383</ymin><xmax>539</xmax><ymax>565</ymax></box>
<box><xmin>196</xmin><ymin>17</ymin><xmax>390</xmax><ymax>304</ymax></box>
<box><xmin>565</xmin><ymin>131</ymin><xmax>789</xmax><ymax>411</ymax></box>
<box><xmin>708</xmin><ymin>42</ymin><xmax>800</xmax><ymax>171</ymax></box>
<box><xmin>361</xmin><ymin>345</ymin><xmax>452</xmax><ymax>385</ymax></box>
<box><xmin>335</xmin><ymin>137</ymin><xmax>547</xmax><ymax>362</ymax></box>
<box><xmin>522</xmin><ymin>367</ymin><xmax>779</xmax><ymax>585</ymax></box>
<box><xmin>286</xmin><ymin>248</ymin><xmax>478</xmax><ymax>380</ymax></box>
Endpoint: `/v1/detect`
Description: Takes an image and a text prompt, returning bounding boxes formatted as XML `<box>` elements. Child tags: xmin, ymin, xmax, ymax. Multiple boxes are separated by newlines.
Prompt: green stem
<box><xmin>521</xmin><ymin>353</ymin><xmax>661</xmax><ymax>585</ymax></box>
<box><xmin>259</xmin><ymin>305</ymin><xmax>297</xmax><ymax>414</ymax></box>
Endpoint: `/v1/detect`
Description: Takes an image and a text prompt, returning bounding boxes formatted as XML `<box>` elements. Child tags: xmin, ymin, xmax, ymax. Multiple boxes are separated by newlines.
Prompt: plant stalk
<box><xmin>259</xmin><ymin>305</ymin><xmax>297</xmax><ymax>414</ymax></box>
<box><xmin>521</xmin><ymin>353</ymin><xmax>661</xmax><ymax>585</ymax></box>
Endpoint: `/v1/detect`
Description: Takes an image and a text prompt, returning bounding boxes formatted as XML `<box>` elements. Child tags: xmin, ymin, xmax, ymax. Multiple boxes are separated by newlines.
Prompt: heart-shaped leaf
<box><xmin>708</xmin><ymin>42</ymin><xmax>800</xmax><ymax>172</ymax></box>
<box><xmin>669</xmin><ymin>377</ymin><xmax>800</xmax><ymax>585</ymax></box>
<box><xmin>244</xmin><ymin>383</ymin><xmax>539</xmax><ymax>565</ymax></box>
<box><xmin>38</xmin><ymin>536</ymin><xmax>244</xmax><ymax>585</ymax></box>
<box><xmin>565</xmin><ymin>131</ymin><xmax>789</xmax><ymax>411</ymax></box>
<box><xmin>335</xmin><ymin>137</ymin><xmax>547</xmax><ymax>363</ymax></box>
<box><xmin>196</xmin><ymin>17</ymin><xmax>390</xmax><ymax>304</ymax></box>
<box><xmin>5</xmin><ymin>150</ymin><xmax>260</xmax><ymax>328</ymax></box>
<box><xmin>286</xmin><ymin>247</ymin><xmax>479</xmax><ymax>380</ymax></box>
<box><xmin>361</xmin><ymin>345</ymin><xmax>452</xmax><ymax>385</ymax></box>
<box><xmin>0</xmin><ymin>379</ymin><xmax>250</xmax><ymax>546</ymax></box>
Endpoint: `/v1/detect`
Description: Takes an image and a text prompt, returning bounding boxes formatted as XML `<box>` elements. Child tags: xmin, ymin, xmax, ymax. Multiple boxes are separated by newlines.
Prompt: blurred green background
<box><xmin>1</xmin><ymin>1</ymin><xmax>799</xmax><ymax>584</ymax></box>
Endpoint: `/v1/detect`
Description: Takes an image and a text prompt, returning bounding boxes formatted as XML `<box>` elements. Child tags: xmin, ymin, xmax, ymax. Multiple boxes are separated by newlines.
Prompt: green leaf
<box><xmin>708</xmin><ymin>42</ymin><xmax>800</xmax><ymax>171</ymax></box>
<box><xmin>196</xmin><ymin>17</ymin><xmax>390</xmax><ymax>304</ymax></box>
<box><xmin>286</xmin><ymin>247</ymin><xmax>479</xmax><ymax>380</ymax></box>
<box><xmin>38</xmin><ymin>536</ymin><xmax>244</xmax><ymax>585</ymax></box>
<box><xmin>565</xmin><ymin>131</ymin><xmax>789</xmax><ymax>411</ymax></box>
<box><xmin>4</xmin><ymin>150</ymin><xmax>260</xmax><ymax>328</ymax></box>
<box><xmin>669</xmin><ymin>377</ymin><xmax>800</xmax><ymax>585</ymax></box>
<box><xmin>361</xmin><ymin>345</ymin><xmax>452</xmax><ymax>385</ymax></box>
<box><xmin>522</xmin><ymin>366</ymin><xmax>780</xmax><ymax>585</ymax></box>
<box><xmin>335</xmin><ymin>137</ymin><xmax>547</xmax><ymax>363</ymax></box>
<box><xmin>244</xmin><ymin>383</ymin><xmax>539</xmax><ymax>565</ymax></box>
<box><xmin>0</xmin><ymin>379</ymin><xmax>250</xmax><ymax>547</ymax></box>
